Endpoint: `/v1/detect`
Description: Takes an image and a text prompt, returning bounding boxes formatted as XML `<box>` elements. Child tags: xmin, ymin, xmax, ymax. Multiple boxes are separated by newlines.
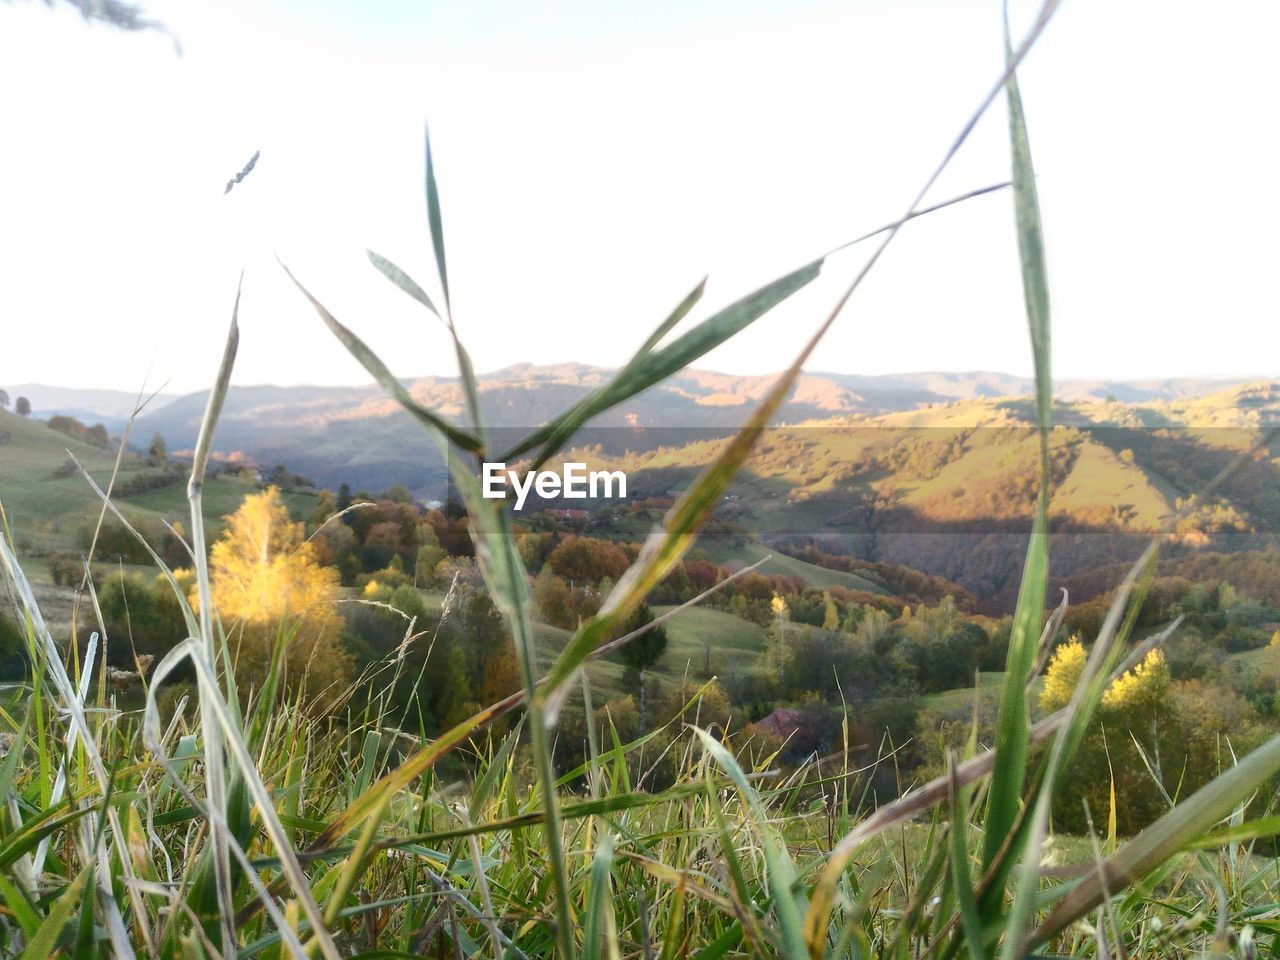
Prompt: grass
<box><xmin>652</xmin><ymin>603</ymin><xmax>769</xmax><ymax>671</ymax></box>
<box><xmin>5</xmin><ymin>8</ymin><xmax>1280</xmax><ymax>959</ymax></box>
<box><xmin>921</xmin><ymin>670</ymin><xmax>1009</xmax><ymax>711</ymax></box>
<box><xmin>0</xmin><ymin>406</ymin><xmax>319</xmax><ymax>577</ymax></box>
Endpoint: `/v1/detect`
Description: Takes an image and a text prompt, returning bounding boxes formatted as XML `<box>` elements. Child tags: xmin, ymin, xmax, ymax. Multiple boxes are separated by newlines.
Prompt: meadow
<box><xmin>4</xmin><ymin>6</ymin><xmax>1280</xmax><ymax>958</ymax></box>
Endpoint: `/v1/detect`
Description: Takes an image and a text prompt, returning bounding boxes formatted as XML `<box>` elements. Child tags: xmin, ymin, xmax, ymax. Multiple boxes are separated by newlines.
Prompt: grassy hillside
<box><xmin>0</xmin><ymin>409</ymin><xmax>320</xmax><ymax>582</ymax></box>
<box><xmin>700</xmin><ymin>539</ymin><xmax>888</xmax><ymax>593</ymax></box>
<box><xmin>526</xmin><ymin>604</ymin><xmax>769</xmax><ymax>700</ymax></box>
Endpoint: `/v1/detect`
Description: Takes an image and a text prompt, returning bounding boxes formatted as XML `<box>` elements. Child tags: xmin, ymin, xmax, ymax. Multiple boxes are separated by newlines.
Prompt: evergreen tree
<box><xmin>613</xmin><ymin>603</ymin><xmax>668</xmax><ymax>727</ymax></box>
<box><xmin>434</xmin><ymin>641</ymin><xmax>476</xmax><ymax>729</ymax></box>
<box><xmin>147</xmin><ymin>432</ymin><xmax>167</xmax><ymax>465</ymax></box>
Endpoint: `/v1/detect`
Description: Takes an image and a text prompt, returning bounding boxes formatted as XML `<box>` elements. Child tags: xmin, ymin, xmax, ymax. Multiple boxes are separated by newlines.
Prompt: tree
<box><xmin>546</xmin><ymin>535</ymin><xmax>629</xmax><ymax>584</ymax></box>
<box><xmin>533</xmin><ymin>566</ymin><xmax>574</xmax><ymax>629</ymax></box>
<box><xmin>463</xmin><ymin>594</ymin><xmax>509</xmax><ymax>684</ymax></box>
<box><xmin>206</xmin><ymin>487</ymin><xmax>350</xmax><ymax>704</ymax></box>
<box><xmin>98</xmin><ymin>572</ymin><xmax>188</xmax><ymax>667</ymax></box>
<box><xmin>0</xmin><ymin>389</ymin><xmax>8</xmax><ymax>410</ymax></box>
<box><xmin>15</xmin><ymin>396</ymin><xmax>30</xmax><ymax>417</ymax></box>
<box><xmin>1039</xmin><ymin>636</ymin><xmax>1087</xmax><ymax>712</ymax></box>
<box><xmin>414</xmin><ymin>524</ymin><xmax>446</xmax><ymax>587</ymax></box>
<box><xmin>434</xmin><ymin>642</ymin><xmax>477</xmax><ymax>729</ymax></box>
<box><xmin>384</xmin><ymin>484</ymin><xmax>413</xmax><ymax>504</ymax></box>
<box><xmin>613</xmin><ymin>603</ymin><xmax>668</xmax><ymax>727</ymax></box>
<box><xmin>147</xmin><ymin>432</ymin><xmax>167</xmax><ymax>465</ymax></box>
<box><xmin>1102</xmin><ymin>647</ymin><xmax>1170</xmax><ymax>711</ymax></box>
<box><xmin>822</xmin><ymin>596</ymin><xmax>840</xmax><ymax>631</ymax></box>
<box><xmin>770</xmin><ymin>594</ymin><xmax>790</xmax><ymax>681</ymax></box>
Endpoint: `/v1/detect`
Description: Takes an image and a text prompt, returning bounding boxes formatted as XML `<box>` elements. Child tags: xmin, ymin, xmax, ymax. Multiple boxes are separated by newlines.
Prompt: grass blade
<box><xmin>582</xmin><ymin>833</ymin><xmax>616</xmax><ymax>960</ymax></box>
<box><xmin>980</xmin><ymin>9</ymin><xmax>1055</xmax><ymax>936</ymax></box>
<box><xmin>425</xmin><ymin>123</ymin><xmax>451</xmax><ymax>317</ymax></box>
<box><xmin>17</xmin><ymin>866</ymin><xmax>91</xmax><ymax>960</ymax></box>
<box><xmin>1031</xmin><ymin>728</ymin><xmax>1280</xmax><ymax>947</ymax></box>
<box><xmin>281</xmin><ymin>261</ymin><xmax>482</xmax><ymax>453</ymax></box>
<box><xmin>504</xmin><ymin>262</ymin><xmax>821</xmax><ymax>470</ymax></box>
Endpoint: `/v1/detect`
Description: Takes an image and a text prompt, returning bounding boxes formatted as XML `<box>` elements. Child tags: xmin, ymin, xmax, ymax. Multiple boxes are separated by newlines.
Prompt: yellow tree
<box><xmin>1102</xmin><ymin>648</ymin><xmax>1170</xmax><ymax>711</ymax></box>
<box><xmin>206</xmin><ymin>487</ymin><xmax>350</xmax><ymax>703</ymax></box>
<box><xmin>1039</xmin><ymin>636</ymin><xmax>1086</xmax><ymax>712</ymax></box>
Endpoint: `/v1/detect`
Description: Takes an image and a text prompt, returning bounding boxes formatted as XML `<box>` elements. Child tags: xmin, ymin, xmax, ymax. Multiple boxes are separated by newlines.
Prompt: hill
<box><xmin>13</xmin><ymin>372</ymin><xmax>1278</xmax><ymax>607</ymax></box>
<box><xmin>0</xmin><ymin>408</ymin><xmax>321</xmax><ymax>590</ymax></box>
<box><xmin>109</xmin><ymin>367</ymin><xmax>1262</xmax><ymax>495</ymax></box>
<box><xmin>610</xmin><ymin>382</ymin><xmax>1280</xmax><ymax>605</ymax></box>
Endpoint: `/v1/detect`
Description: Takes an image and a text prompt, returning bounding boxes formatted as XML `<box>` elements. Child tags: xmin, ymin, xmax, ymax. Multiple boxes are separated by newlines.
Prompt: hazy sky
<box><xmin>1</xmin><ymin>0</ymin><xmax>1276</xmax><ymax>394</ymax></box>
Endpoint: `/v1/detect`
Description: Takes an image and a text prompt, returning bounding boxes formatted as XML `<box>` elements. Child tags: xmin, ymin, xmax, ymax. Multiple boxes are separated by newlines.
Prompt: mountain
<box><xmin>5</xmin><ymin>372</ymin><xmax>1277</xmax><ymax>611</ymax></box>
<box><xmin>123</xmin><ymin>366</ymin><xmax>1263</xmax><ymax>494</ymax></box>
<box><xmin>3</xmin><ymin>383</ymin><xmax>176</xmax><ymax>429</ymax></box>
<box><xmin>608</xmin><ymin>381</ymin><xmax>1280</xmax><ymax>605</ymax></box>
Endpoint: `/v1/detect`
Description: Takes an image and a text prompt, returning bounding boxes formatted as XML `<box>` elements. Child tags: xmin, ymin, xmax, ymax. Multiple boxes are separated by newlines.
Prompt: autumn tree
<box><xmin>15</xmin><ymin>396</ymin><xmax>31</xmax><ymax>416</ymax></box>
<box><xmin>1039</xmin><ymin>636</ymin><xmax>1087</xmax><ymax>712</ymax></box>
<box><xmin>822</xmin><ymin>596</ymin><xmax>840</xmax><ymax>631</ymax></box>
<box><xmin>206</xmin><ymin>486</ymin><xmax>350</xmax><ymax>704</ymax></box>
<box><xmin>533</xmin><ymin>566</ymin><xmax>574</xmax><ymax>628</ymax></box>
<box><xmin>546</xmin><ymin>535</ymin><xmax>629</xmax><ymax>584</ymax></box>
<box><xmin>1044</xmin><ymin>644</ymin><xmax>1179</xmax><ymax>833</ymax></box>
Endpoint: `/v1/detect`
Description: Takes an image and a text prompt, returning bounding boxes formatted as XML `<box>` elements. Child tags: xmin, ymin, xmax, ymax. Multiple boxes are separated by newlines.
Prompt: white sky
<box><xmin>0</xmin><ymin>0</ymin><xmax>1276</xmax><ymax>394</ymax></box>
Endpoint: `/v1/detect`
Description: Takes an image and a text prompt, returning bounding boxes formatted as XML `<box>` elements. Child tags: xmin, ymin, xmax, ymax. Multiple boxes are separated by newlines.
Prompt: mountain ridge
<box><xmin>9</xmin><ymin>368</ymin><xmax>1274</xmax><ymax>495</ymax></box>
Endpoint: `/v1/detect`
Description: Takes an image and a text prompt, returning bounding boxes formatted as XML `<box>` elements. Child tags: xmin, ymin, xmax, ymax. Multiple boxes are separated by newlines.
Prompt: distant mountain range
<box><xmin>9</xmin><ymin>367</ymin><xmax>1273</xmax><ymax>495</ymax></box>
<box><xmin>6</xmin><ymin>369</ymin><xmax>1277</xmax><ymax>607</ymax></box>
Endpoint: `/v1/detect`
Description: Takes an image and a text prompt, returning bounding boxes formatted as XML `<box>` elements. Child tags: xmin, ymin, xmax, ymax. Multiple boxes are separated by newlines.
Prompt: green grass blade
<box><xmin>979</xmin><ymin>0</ymin><xmax>1055</xmax><ymax>893</ymax></box>
<box><xmin>425</xmin><ymin>124</ymin><xmax>451</xmax><ymax>316</ymax></box>
<box><xmin>367</xmin><ymin>248</ymin><xmax>486</xmax><ymax>438</ymax></box>
<box><xmin>636</xmin><ymin>277</ymin><xmax>707</xmax><ymax>356</ymax></box>
<box><xmin>280</xmin><ymin>261</ymin><xmax>482</xmax><ymax>452</ymax></box>
<box><xmin>1030</xmin><ymin>727</ymin><xmax>1280</xmax><ymax>947</ymax></box>
<box><xmin>948</xmin><ymin>758</ymin><xmax>987</xmax><ymax>960</ymax></box>
<box><xmin>984</xmin><ymin>15</ymin><xmax>1056</xmax><ymax>947</ymax></box>
<box><xmin>367</xmin><ymin>249</ymin><xmax>443</xmax><ymax>320</ymax></box>
<box><xmin>582</xmin><ymin>833</ymin><xmax>616</xmax><ymax>960</ymax></box>
<box><xmin>695</xmin><ymin>728</ymin><xmax>809</xmax><ymax>960</ymax></box>
<box><xmin>17</xmin><ymin>865</ymin><xmax>91</xmax><ymax>960</ymax></box>
<box><xmin>0</xmin><ymin>705</ymin><xmax>31</xmax><ymax>811</ymax></box>
<box><xmin>184</xmin><ymin>287</ymin><xmax>242</xmax><ymax>956</ymax></box>
<box><xmin>503</xmin><ymin>180</ymin><xmax>1014</xmax><ymax>469</ymax></box>
<box><xmin>0</xmin><ymin>872</ymin><xmax>40</xmax><ymax>941</ymax></box>
<box><xmin>501</xmin><ymin>261</ymin><xmax>820</xmax><ymax>467</ymax></box>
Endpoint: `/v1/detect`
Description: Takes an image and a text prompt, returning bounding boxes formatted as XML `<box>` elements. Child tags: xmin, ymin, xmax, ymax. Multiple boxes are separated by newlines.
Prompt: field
<box><xmin>5</xmin><ymin>9</ymin><xmax>1280</xmax><ymax>958</ymax></box>
<box><xmin>0</xmin><ymin>407</ymin><xmax>320</xmax><ymax>575</ymax></box>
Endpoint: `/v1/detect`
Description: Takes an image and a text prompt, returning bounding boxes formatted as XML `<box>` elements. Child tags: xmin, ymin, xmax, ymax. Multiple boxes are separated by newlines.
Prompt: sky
<box><xmin>0</xmin><ymin>0</ymin><xmax>1277</xmax><ymax>395</ymax></box>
